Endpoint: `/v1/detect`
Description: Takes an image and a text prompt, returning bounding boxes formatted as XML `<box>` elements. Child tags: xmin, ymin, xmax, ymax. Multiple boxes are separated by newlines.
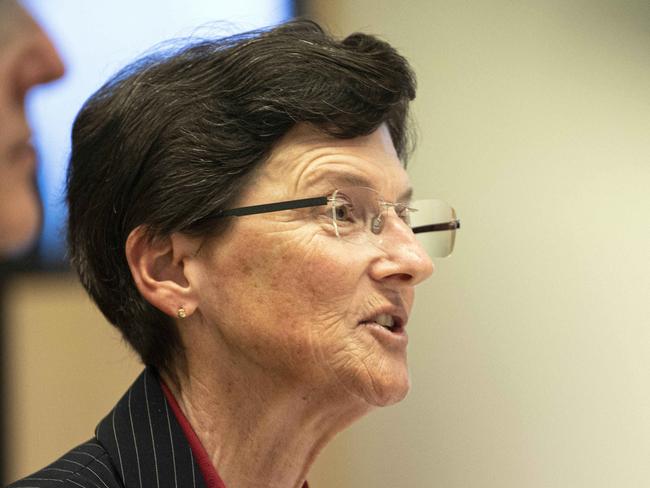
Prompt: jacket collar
<box><xmin>95</xmin><ymin>367</ymin><xmax>207</xmax><ymax>488</ymax></box>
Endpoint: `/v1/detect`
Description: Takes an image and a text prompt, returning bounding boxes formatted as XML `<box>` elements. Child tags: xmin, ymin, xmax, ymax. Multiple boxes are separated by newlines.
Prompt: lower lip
<box><xmin>360</xmin><ymin>321</ymin><xmax>408</xmax><ymax>348</ymax></box>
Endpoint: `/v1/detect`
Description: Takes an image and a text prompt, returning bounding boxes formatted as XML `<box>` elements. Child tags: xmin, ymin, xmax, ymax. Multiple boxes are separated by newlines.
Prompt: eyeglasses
<box><xmin>213</xmin><ymin>186</ymin><xmax>460</xmax><ymax>257</ymax></box>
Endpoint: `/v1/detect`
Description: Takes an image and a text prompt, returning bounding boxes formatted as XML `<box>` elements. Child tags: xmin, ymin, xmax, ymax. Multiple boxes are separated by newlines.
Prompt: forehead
<box><xmin>257</xmin><ymin>123</ymin><xmax>412</xmax><ymax>200</ymax></box>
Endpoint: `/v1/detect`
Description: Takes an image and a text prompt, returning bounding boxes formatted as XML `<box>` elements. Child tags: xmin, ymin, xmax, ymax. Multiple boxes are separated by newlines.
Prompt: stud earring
<box><xmin>177</xmin><ymin>307</ymin><xmax>187</xmax><ymax>319</ymax></box>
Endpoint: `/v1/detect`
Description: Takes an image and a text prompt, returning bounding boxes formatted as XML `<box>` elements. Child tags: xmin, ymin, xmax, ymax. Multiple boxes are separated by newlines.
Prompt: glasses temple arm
<box><xmin>219</xmin><ymin>196</ymin><xmax>329</xmax><ymax>217</ymax></box>
<box><xmin>412</xmin><ymin>220</ymin><xmax>461</xmax><ymax>234</ymax></box>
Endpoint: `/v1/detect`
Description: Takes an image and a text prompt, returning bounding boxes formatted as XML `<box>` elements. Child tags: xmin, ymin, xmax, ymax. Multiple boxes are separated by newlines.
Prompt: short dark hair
<box><xmin>67</xmin><ymin>19</ymin><xmax>416</xmax><ymax>376</ymax></box>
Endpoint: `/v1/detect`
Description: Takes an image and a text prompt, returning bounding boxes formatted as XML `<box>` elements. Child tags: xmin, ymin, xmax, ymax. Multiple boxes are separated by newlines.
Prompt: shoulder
<box><xmin>7</xmin><ymin>439</ymin><xmax>122</xmax><ymax>488</ymax></box>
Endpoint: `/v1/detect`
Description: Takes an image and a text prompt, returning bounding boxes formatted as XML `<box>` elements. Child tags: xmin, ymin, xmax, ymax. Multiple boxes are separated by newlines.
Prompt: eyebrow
<box><xmin>306</xmin><ymin>171</ymin><xmax>414</xmax><ymax>202</ymax></box>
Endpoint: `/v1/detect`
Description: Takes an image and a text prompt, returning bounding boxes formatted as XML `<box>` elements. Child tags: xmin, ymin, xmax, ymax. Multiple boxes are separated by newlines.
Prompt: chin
<box><xmin>327</xmin><ymin>340</ymin><xmax>412</xmax><ymax>408</ymax></box>
<box><xmin>369</xmin><ymin>377</ymin><xmax>411</xmax><ymax>407</ymax></box>
<box><xmin>356</xmin><ymin>360</ymin><xmax>411</xmax><ymax>407</ymax></box>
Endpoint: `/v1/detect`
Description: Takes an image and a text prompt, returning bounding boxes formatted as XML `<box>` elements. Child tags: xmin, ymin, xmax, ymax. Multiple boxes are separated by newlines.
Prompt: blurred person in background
<box><xmin>0</xmin><ymin>0</ymin><xmax>64</xmax><ymax>258</ymax></box>
<box><xmin>8</xmin><ymin>19</ymin><xmax>459</xmax><ymax>488</ymax></box>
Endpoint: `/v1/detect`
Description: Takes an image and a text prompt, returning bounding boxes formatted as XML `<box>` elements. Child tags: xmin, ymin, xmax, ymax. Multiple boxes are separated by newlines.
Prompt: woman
<box><xmin>0</xmin><ymin>0</ymin><xmax>64</xmax><ymax>258</ymax></box>
<box><xmin>10</xmin><ymin>20</ymin><xmax>459</xmax><ymax>488</ymax></box>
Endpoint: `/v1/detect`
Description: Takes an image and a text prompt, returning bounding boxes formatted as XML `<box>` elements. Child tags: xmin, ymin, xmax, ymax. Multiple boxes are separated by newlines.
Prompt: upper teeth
<box><xmin>374</xmin><ymin>314</ymin><xmax>394</xmax><ymax>328</ymax></box>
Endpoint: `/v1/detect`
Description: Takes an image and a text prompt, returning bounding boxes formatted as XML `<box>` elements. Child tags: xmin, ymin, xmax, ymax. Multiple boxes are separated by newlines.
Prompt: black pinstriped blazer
<box><xmin>8</xmin><ymin>368</ymin><xmax>208</xmax><ymax>488</ymax></box>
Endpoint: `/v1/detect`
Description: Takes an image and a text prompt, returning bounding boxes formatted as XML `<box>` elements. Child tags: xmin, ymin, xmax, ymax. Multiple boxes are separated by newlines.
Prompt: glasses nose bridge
<box><xmin>370</xmin><ymin>207</ymin><xmax>434</xmax><ymax>284</ymax></box>
<box><xmin>378</xmin><ymin>200</ymin><xmax>398</xmax><ymax>214</ymax></box>
<box><xmin>371</xmin><ymin>200</ymin><xmax>410</xmax><ymax>235</ymax></box>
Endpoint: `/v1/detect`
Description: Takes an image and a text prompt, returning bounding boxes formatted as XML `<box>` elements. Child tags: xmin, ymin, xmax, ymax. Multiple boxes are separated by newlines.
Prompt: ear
<box><xmin>125</xmin><ymin>226</ymin><xmax>200</xmax><ymax>319</ymax></box>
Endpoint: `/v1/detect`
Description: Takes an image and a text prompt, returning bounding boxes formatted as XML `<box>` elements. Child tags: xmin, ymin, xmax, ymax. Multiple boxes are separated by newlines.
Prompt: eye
<box><xmin>331</xmin><ymin>192</ymin><xmax>358</xmax><ymax>223</ymax></box>
<box><xmin>333</xmin><ymin>203</ymin><xmax>354</xmax><ymax>222</ymax></box>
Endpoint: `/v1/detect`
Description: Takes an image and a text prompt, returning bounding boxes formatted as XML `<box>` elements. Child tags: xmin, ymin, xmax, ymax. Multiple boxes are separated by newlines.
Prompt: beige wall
<box><xmin>3</xmin><ymin>2</ymin><xmax>649</xmax><ymax>486</ymax></box>
<box><xmin>306</xmin><ymin>1</ymin><xmax>650</xmax><ymax>487</ymax></box>
<box><xmin>4</xmin><ymin>275</ymin><xmax>142</xmax><ymax>483</ymax></box>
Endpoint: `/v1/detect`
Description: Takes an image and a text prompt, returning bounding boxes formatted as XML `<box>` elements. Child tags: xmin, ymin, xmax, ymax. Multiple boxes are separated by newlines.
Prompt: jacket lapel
<box><xmin>95</xmin><ymin>368</ymin><xmax>207</xmax><ymax>488</ymax></box>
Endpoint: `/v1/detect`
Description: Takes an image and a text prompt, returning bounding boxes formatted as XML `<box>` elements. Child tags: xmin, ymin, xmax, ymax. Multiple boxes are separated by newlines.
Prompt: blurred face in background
<box><xmin>0</xmin><ymin>0</ymin><xmax>64</xmax><ymax>257</ymax></box>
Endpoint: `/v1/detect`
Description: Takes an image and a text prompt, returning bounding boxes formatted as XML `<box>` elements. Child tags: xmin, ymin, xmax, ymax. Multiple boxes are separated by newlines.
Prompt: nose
<box><xmin>368</xmin><ymin>213</ymin><xmax>434</xmax><ymax>287</ymax></box>
<box><xmin>16</xmin><ymin>13</ymin><xmax>65</xmax><ymax>98</ymax></box>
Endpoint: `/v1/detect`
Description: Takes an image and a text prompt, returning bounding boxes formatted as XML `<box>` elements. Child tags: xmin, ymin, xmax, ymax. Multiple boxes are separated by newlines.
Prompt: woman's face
<box><xmin>188</xmin><ymin>124</ymin><xmax>433</xmax><ymax>407</ymax></box>
<box><xmin>0</xmin><ymin>1</ymin><xmax>64</xmax><ymax>256</ymax></box>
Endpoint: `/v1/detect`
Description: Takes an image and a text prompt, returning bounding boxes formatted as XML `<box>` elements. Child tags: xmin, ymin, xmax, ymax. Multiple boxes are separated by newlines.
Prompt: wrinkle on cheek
<box><xmin>324</xmin><ymin>326</ymin><xmax>409</xmax><ymax>404</ymax></box>
<box><xmin>272</xmin><ymin>239</ymin><xmax>347</xmax><ymax>309</ymax></box>
<box><xmin>326</xmin><ymin>341</ymin><xmax>378</xmax><ymax>394</ymax></box>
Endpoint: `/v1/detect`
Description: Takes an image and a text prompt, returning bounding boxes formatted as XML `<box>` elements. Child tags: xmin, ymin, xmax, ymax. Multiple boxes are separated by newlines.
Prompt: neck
<box><xmin>161</xmin><ymin>348</ymin><xmax>371</xmax><ymax>488</ymax></box>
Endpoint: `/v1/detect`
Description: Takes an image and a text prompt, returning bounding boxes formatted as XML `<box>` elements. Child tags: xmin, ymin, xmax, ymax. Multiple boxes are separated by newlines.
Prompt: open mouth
<box><xmin>360</xmin><ymin>313</ymin><xmax>404</xmax><ymax>334</ymax></box>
